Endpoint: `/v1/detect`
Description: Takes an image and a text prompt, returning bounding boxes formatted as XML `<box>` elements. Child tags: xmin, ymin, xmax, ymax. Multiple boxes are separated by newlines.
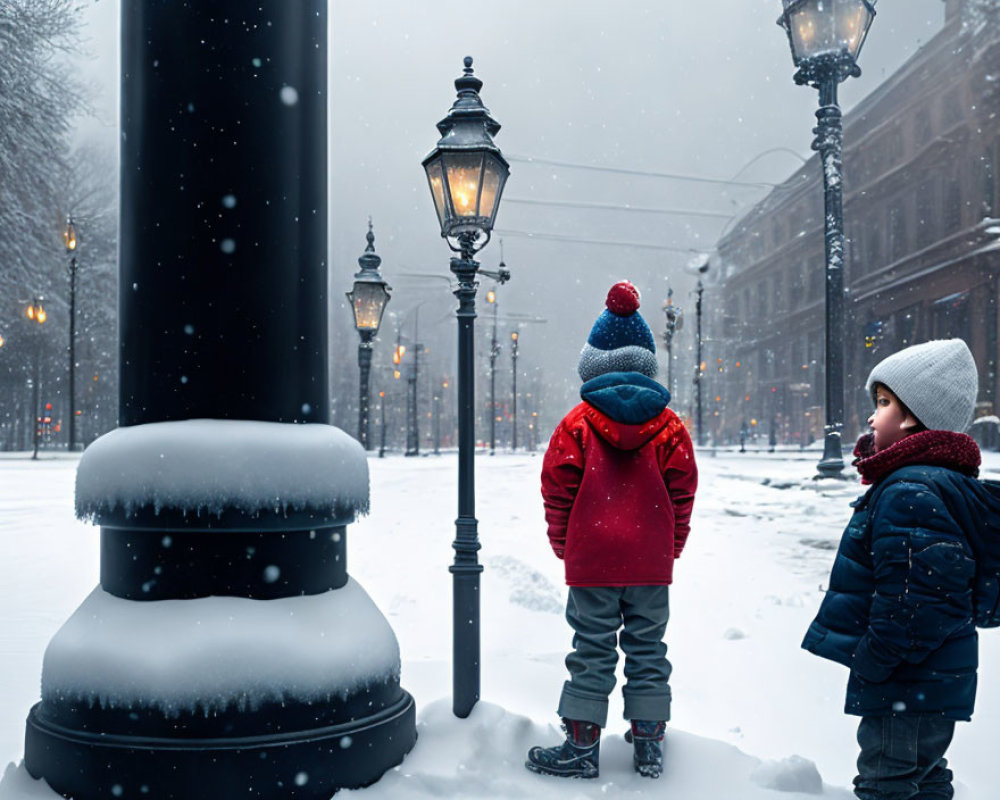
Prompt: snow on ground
<box><xmin>2</xmin><ymin>446</ymin><xmax>1000</xmax><ymax>798</ymax></box>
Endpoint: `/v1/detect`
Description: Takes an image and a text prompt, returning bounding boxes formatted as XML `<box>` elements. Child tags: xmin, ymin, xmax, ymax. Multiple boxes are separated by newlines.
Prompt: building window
<box><xmin>809</xmin><ymin>256</ymin><xmax>824</xmax><ymax>302</ymax></box>
<box><xmin>889</xmin><ymin>200</ymin><xmax>908</xmax><ymax>262</ymax></box>
<box><xmin>866</xmin><ymin>218</ymin><xmax>883</xmax><ymax>272</ymax></box>
<box><xmin>916</xmin><ymin>179</ymin><xmax>936</xmax><ymax>249</ymax></box>
<box><xmin>887</xmin><ymin>126</ymin><xmax>903</xmax><ymax>164</ymax></box>
<box><xmin>914</xmin><ymin>107</ymin><xmax>933</xmax><ymax>148</ymax></box>
<box><xmin>790</xmin><ymin>266</ymin><xmax>804</xmax><ymax>309</ymax></box>
<box><xmin>944</xmin><ymin>179</ymin><xmax>962</xmax><ymax>233</ymax></box>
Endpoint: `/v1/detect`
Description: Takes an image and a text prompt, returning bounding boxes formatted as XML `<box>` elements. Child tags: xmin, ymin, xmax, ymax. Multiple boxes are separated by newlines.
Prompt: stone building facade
<box><xmin>711</xmin><ymin>0</ymin><xmax>1000</xmax><ymax>447</ymax></box>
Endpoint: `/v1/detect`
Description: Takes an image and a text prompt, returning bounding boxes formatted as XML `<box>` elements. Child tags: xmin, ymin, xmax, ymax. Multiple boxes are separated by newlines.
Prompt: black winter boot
<box><xmin>625</xmin><ymin>719</ymin><xmax>666</xmax><ymax>778</ymax></box>
<box><xmin>525</xmin><ymin>718</ymin><xmax>601</xmax><ymax>779</ymax></box>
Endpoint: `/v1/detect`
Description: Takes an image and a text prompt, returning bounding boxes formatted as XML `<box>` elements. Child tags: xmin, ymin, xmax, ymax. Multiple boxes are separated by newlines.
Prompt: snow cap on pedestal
<box><xmin>577</xmin><ymin>281</ymin><xmax>658</xmax><ymax>382</ymax></box>
<box><xmin>76</xmin><ymin>419</ymin><xmax>370</xmax><ymax>521</ymax></box>
<box><xmin>866</xmin><ymin>339</ymin><xmax>978</xmax><ymax>433</ymax></box>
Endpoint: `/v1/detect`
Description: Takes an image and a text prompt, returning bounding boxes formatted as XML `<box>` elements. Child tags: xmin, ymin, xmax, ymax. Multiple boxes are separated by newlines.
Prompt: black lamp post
<box><xmin>486</xmin><ymin>288</ymin><xmax>499</xmax><ymax>455</ymax></box>
<box><xmin>64</xmin><ymin>217</ymin><xmax>79</xmax><ymax>452</ymax></box>
<box><xmin>510</xmin><ymin>330</ymin><xmax>519</xmax><ymax>451</ymax></box>
<box><xmin>423</xmin><ymin>56</ymin><xmax>509</xmax><ymax>719</ymax></box>
<box><xmin>347</xmin><ymin>220</ymin><xmax>391</xmax><ymax>450</ymax></box>
<box><xmin>688</xmin><ymin>257</ymin><xmax>709</xmax><ymax>448</ymax></box>
<box><xmin>778</xmin><ymin>0</ymin><xmax>876</xmax><ymax>478</ymax></box>
<box><xmin>25</xmin><ymin>297</ymin><xmax>47</xmax><ymax>460</ymax></box>
<box><xmin>662</xmin><ymin>288</ymin><xmax>683</xmax><ymax>399</ymax></box>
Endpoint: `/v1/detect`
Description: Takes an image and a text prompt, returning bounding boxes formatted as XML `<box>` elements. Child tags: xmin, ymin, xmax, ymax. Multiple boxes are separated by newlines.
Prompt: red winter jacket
<box><xmin>541</xmin><ymin>385</ymin><xmax>697</xmax><ymax>587</ymax></box>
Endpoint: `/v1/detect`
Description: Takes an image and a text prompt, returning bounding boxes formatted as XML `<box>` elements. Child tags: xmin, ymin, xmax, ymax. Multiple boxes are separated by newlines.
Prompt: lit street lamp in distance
<box><xmin>64</xmin><ymin>216</ymin><xmax>80</xmax><ymax>452</ymax></box>
<box><xmin>422</xmin><ymin>55</ymin><xmax>509</xmax><ymax>719</ymax></box>
<box><xmin>777</xmin><ymin>0</ymin><xmax>875</xmax><ymax>479</ymax></box>
<box><xmin>25</xmin><ymin>297</ymin><xmax>47</xmax><ymax>460</ymax></box>
<box><xmin>346</xmin><ymin>219</ymin><xmax>392</xmax><ymax>451</ymax></box>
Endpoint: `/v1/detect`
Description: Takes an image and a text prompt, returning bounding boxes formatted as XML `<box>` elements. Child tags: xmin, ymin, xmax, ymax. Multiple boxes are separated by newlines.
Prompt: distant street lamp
<box><xmin>778</xmin><ymin>0</ymin><xmax>876</xmax><ymax>478</ymax></box>
<box><xmin>510</xmin><ymin>330</ymin><xmax>519</xmax><ymax>451</ymax></box>
<box><xmin>25</xmin><ymin>297</ymin><xmax>47</xmax><ymax>460</ymax></box>
<box><xmin>423</xmin><ymin>55</ymin><xmax>509</xmax><ymax>719</ymax></box>
<box><xmin>346</xmin><ymin>220</ymin><xmax>391</xmax><ymax>450</ymax></box>
<box><xmin>662</xmin><ymin>288</ymin><xmax>683</xmax><ymax>399</ymax></box>
<box><xmin>687</xmin><ymin>257</ymin><xmax>710</xmax><ymax>447</ymax></box>
<box><xmin>64</xmin><ymin>216</ymin><xmax>79</xmax><ymax>452</ymax></box>
<box><xmin>486</xmin><ymin>288</ymin><xmax>500</xmax><ymax>455</ymax></box>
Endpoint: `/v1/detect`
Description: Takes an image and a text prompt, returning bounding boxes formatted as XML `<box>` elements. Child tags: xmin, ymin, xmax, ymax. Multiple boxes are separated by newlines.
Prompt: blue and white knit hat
<box><xmin>577</xmin><ymin>281</ymin><xmax>658</xmax><ymax>382</ymax></box>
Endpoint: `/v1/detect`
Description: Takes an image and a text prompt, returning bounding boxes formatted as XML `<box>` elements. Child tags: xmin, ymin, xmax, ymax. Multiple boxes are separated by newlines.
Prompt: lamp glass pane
<box><xmin>479</xmin><ymin>154</ymin><xmax>508</xmax><ymax>225</ymax></box>
<box><xmin>442</xmin><ymin>151</ymin><xmax>485</xmax><ymax>218</ymax></box>
<box><xmin>424</xmin><ymin>158</ymin><xmax>448</xmax><ymax>228</ymax></box>
<box><xmin>836</xmin><ymin>1</ymin><xmax>872</xmax><ymax>59</ymax></box>
<box><xmin>789</xmin><ymin>1</ymin><xmax>836</xmax><ymax>60</ymax></box>
<box><xmin>352</xmin><ymin>282</ymin><xmax>389</xmax><ymax>331</ymax></box>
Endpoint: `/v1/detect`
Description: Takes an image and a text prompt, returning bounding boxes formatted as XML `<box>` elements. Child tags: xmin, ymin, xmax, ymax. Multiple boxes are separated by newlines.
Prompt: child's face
<box><xmin>867</xmin><ymin>384</ymin><xmax>919</xmax><ymax>451</ymax></box>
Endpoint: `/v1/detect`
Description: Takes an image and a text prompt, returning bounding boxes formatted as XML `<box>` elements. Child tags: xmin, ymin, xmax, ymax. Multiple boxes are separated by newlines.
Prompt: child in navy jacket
<box><xmin>803</xmin><ymin>339</ymin><xmax>1000</xmax><ymax>800</ymax></box>
<box><xmin>525</xmin><ymin>282</ymin><xmax>697</xmax><ymax>780</ymax></box>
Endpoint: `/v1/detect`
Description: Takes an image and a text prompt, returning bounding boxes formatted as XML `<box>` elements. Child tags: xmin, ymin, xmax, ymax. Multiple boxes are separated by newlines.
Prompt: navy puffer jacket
<box><xmin>802</xmin><ymin>464</ymin><xmax>1000</xmax><ymax>720</ymax></box>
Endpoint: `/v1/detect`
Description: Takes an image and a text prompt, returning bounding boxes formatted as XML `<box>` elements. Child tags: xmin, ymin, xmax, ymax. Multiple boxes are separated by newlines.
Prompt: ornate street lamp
<box><xmin>423</xmin><ymin>55</ymin><xmax>509</xmax><ymax>719</ymax></box>
<box><xmin>777</xmin><ymin>0</ymin><xmax>876</xmax><ymax>478</ymax></box>
<box><xmin>25</xmin><ymin>297</ymin><xmax>47</xmax><ymax>460</ymax></box>
<box><xmin>662</xmin><ymin>288</ymin><xmax>683</xmax><ymax>399</ymax></box>
<box><xmin>64</xmin><ymin>216</ymin><xmax>80</xmax><ymax>452</ymax></box>
<box><xmin>347</xmin><ymin>220</ymin><xmax>391</xmax><ymax>450</ymax></box>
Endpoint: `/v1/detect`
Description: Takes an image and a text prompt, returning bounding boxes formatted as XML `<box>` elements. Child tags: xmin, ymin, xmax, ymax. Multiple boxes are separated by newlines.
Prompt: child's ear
<box><xmin>900</xmin><ymin>413</ymin><xmax>920</xmax><ymax>431</ymax></box>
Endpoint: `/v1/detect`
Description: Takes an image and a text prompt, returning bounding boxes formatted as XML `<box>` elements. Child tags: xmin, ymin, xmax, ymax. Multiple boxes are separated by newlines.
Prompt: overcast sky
<box><xmin>70</xmin><ymin>0</ymin><xmax>948</xmax><ymax>416</ymax></box>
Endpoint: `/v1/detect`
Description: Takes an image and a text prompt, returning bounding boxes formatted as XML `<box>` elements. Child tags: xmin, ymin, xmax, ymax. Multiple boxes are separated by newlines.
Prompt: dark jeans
<box><xmin>557</xmin><ymin>585</ymin><xmax>671</xmax><ymax>728</ymax></box>
<box><xmin>854</xmin><ymin>714</ymin><xmax>956</xmax><ymax>800</ymax></box>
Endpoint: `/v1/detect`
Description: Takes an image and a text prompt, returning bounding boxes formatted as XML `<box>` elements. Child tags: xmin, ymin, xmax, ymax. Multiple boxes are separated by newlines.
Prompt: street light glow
<box><xmin>64</xmin><ymin>217</ymin><xmax>78</xmax><ymax>252</ymax></box>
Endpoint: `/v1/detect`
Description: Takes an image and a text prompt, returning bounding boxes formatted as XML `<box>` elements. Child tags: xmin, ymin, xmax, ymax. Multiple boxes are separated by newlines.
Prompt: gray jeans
<box><xmin>557</xmin><ymin>585</ymin><xmax>672</xmax><ymax>728</ymax></box>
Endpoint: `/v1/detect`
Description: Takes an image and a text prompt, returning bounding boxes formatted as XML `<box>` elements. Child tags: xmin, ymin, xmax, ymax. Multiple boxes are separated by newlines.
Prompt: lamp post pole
<box><xmin>488</xmin><ymin>291</ymin><xmax>499</xmax><ymax>455</ymax></box>
<box><xmin>65</xmin><ymin>217</ymin><xmax>79</xmax><ymax>452</ymax></box>
<box><xmin>777</xmin><ymin>0</ymin><xmax>876</xmax><ymax>478</ymax></box>
<box><xmin>813</xmin><ymin>75</ymin><xmax>846</xmax><ymax>477</ymax></box>
<box><xmin>358</xmin><ymin>332</ymin><xmax>375</xmax><ymax>448</ymax></box>
<box><xmin>379</xmin><ymin>389</ymin><xmax>388</xmax><ymax>457</ymax></box>
<box><xmin>405</xmin><ymin>313</ymin><xmax>421</xmax><ymax>457</ymax></box>
<box><xmin>423</xmin><ymin>57</ymin><xmax>509</xmax><ymax>718</ymax></box>
<box><xmin>694</xmin><ymin>278</ymin><xmax>705</xmax><ymax>447</ymax></box>
<box><xmin>510</xmin><ymin>331</ymin><xmax>519</xmax><ymax>451</ymax></box>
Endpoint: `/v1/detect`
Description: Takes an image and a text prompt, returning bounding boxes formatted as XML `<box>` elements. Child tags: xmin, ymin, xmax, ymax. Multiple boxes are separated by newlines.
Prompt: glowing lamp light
<box><xmin>64</xmin><ymin>217</ymin><xmax>78</xmax><ymax>253</ymax></box>
<box><xmin>26</xmin><ymin>302</ymin><xmax>47</xmax><ymax>324</ymax></box>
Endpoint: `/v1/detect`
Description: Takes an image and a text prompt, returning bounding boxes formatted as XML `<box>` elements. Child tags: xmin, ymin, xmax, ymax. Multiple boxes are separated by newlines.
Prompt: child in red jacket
<box><xmin>525</xmin><ymin>281</ymin><xmax>698</xmax><ymax>780</ymax></box>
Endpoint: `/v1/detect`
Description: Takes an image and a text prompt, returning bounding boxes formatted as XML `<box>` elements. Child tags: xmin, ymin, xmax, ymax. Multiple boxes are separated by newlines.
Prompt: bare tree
<box><xmin>0</xmin><ymin>0</ymin><xmax>87</xmax><ymax>303</ymax></box>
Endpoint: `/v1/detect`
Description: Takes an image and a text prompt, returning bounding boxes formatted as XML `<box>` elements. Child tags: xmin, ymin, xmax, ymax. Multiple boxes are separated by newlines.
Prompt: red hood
<box><xmin>581</xmin><ymin>403</ymin><xmax>676</xmax><ymax>451</ymax></box>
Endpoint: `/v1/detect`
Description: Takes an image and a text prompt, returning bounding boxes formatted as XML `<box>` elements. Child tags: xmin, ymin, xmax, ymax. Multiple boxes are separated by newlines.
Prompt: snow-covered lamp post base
<box><xmin>23</xmin><ymin>420</ymin><xmax>416</xmax><ymax>800</ymax></box>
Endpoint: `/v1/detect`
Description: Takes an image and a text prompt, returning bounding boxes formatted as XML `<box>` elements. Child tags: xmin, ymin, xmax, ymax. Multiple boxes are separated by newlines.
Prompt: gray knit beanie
<box><xmin>865</xmin><ymin>339</ymin><xmax>978</xmax><ymax>433</ymax></box>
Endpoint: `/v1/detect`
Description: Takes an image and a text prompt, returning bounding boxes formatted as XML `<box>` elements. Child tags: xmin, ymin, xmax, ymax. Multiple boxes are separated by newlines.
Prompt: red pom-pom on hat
<box><xmin>606</xmin><ymin>281</ymin><xmax>641</xmax><ymax>316</ymax></box>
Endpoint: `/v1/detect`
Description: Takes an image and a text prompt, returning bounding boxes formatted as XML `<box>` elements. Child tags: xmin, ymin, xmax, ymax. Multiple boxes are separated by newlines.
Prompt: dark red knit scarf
<box><xmin>852</xmin><ymin>430</ymin><xmax>981</xmax><ymax>485</ymax></box>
